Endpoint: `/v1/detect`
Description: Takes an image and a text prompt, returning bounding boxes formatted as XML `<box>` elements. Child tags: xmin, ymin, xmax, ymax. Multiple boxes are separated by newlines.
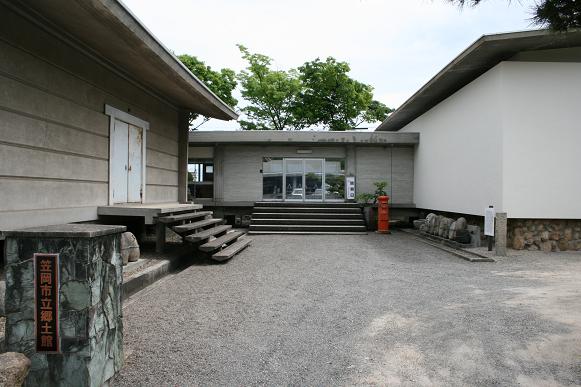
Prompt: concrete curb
<box><xmin>400</xmin><ymin>229</ymin><xmax>495</xmax><ymax>262</ymax></box>
<box><xmin>122</xmin><ymin>253</ymin><xmax>187</xmax><ymax>301</ymax></box>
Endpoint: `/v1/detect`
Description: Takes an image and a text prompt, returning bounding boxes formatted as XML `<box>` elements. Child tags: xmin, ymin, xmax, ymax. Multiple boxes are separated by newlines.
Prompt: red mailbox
<box><xmin>377</xmin><ymin>195</ymin><xmax>390</xmax><ymax>234</ymax></box>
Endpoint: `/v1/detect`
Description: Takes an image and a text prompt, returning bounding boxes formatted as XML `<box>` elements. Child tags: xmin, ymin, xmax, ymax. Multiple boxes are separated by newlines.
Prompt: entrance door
<box><xmin>284</xmin><ymin>159</ymin><xmax>304</xmax><ymax>201</ymax></box>
<box><xmin>111</xmin><ymin>119</ymin><xmax>143</xmax><ymax>204</ymax></box>
<box><xmin>304</xmin><ymin>159</ymin><xmax>323</xmax><ymax>201</ymax></box>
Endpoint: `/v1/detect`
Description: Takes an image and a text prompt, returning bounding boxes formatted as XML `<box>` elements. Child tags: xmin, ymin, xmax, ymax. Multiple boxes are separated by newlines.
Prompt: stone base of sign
<box><xmin>3</xmin><ymin>224</ymin><xmax>126</xmax><ymax>387</ymax></box>
<box><xmin>495</xmin><ymin>212</ymin><xmax>508</xmax><ymax>257</ymax></box>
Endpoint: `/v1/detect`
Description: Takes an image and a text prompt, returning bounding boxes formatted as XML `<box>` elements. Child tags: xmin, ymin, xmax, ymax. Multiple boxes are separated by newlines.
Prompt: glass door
<box><xmin>284</xmin><ymin>159</ymin><xmax>304</xmax><ymax>201</ymax></box>
<box><xmin>305</xmin><ymin>159</ymin><xmax>324</xmax><ymax>201</ymax></box>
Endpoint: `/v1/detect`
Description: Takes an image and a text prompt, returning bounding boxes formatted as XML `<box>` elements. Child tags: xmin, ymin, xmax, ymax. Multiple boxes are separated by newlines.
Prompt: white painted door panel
<box><xmin>111</xmin><ymin>120</ymin><xmax>129</xmax><ymax>203</ymax></box>
<box><xmin>127</xmin><ymin>125</ymin><xmax>143</xmax><ymax>202</ymax></box>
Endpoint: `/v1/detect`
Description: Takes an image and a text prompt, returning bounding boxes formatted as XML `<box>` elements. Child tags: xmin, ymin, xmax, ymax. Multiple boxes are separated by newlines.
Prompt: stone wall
<box><xmin>508</xmin><ymin>219</ymin><xmax>581</xmax><ymax>252</ymax></box>
<box><xmin>4</xmin><ymin>225</ymin><xmax>125</xmax><ymax>387</ymax></box>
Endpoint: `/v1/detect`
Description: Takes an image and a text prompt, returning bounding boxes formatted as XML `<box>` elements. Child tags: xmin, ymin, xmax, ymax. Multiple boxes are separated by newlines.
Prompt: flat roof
<box><xmin>189</xmin><ymin>130</ymin><xmax>419</xmax><ymax>145</ymax></box>
<box><xmin>376</xmin><ymin>29</ymin><xmax>581</xmax><ymax>132</ymax></box>
<box><xmin>12</xmin><ymin>0</ymin><xmax>237</xmax><ymax>120</ymax></box>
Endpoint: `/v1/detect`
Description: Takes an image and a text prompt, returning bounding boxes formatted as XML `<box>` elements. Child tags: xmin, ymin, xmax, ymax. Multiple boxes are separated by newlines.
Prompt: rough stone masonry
<box><xmin>3</xmin><ymin>224</ymin><xmax>125</xmax><ymax>387</ymax></box>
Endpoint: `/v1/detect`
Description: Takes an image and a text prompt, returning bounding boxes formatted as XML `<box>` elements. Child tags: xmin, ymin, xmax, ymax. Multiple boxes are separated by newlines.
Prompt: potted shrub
<box><xmin>356</xmin><ymin>181</ymin><xmax>388</xmax><ymax>231</ymax></box>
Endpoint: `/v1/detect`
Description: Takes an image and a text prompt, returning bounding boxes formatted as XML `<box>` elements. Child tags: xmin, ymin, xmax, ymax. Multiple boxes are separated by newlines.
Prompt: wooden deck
<box><xmin>98</xmin><ymin>203</ymin><xmax>203</xmax><ymax>224</ymax></box>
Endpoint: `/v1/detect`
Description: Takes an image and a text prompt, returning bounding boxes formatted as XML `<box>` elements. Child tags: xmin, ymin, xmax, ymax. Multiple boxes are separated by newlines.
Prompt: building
<box><xmin>0</xmin><ymin>0</ymin><xmax>237</xmax><ymax>234</ymax></box>
<box><xmin>376</xmin><ymin>29</ymin><xmax>581</xmax><ymax>251</ymax></box>
<box><xmin>188</xmin><ymin>130</ymin><xmax>418</xmax><ymax>226</ymax></box>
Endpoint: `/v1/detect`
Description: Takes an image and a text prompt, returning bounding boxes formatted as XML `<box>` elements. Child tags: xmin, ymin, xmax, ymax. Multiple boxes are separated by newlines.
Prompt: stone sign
<box><xmin>4</xmin><ymin>224</ymin><xmax>126</xmax><ymax>387</ymax></box>
<box><xmin>34</xmin><ymin>253</ymin><xmax>60</xmax><ymax>353</ymax></box>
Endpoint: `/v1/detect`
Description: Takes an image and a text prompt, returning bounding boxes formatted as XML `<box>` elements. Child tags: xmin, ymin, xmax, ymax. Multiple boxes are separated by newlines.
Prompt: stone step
<box><xmin>254</xmin><ymin>201</ymin><xmax>361</xmax><ymax>208</ymax></box>
<box><xmin>172</xmin><ymin>218</ymin><xmax>224</xmax><ymax>235</ymax></box>
<box><xmin>158</xmin><ymin>211</ymin><xmax>213</xmax><ymax>224</ymax></box>
<box><xmin>199</xmin><ymin>231</ymin><xmax>245</xmax><ymax>252</ymax></box>
<box><xmin>251</xmin><ymin>218</ymin><xmax>365</xmax><ymax>226</ymax></box>
<box><xmin>251</xmin><ymin>212</ymin><xmax>363</xmax><ymax>219</ymax></box>
<box><xmin>249</xmin><ymin>224</ymin><xmax>367</xmax><ymax>232</ymax></box>
<box><xmin>211</xmin><ymin>237</ymin><xmax>252</xmax><ymax>262</ymax></box>
<box><xmin>184</xmin><ymin>225</ymin><xmax>232</xmax><ymax>243</ymax></box>
<box><xmin>253</xmin><ymin>207</ymin><xmax>361</xmax><ymax>214</ymax></box>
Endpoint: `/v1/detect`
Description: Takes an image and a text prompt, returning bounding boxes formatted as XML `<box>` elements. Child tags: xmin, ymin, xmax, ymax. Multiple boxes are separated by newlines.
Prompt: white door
<box><xmin>111</xmin><ymin>120</ymin><xmax>129</xmax><ymax>204</ymax></box>
<box><xmin>111</xmin><ymin>120</ymin><xmax>143</xmax><ymax>204</ymax></box>
<box><xmin>127</xmin><ymin>124</ymin><xmax>143</xmax><ymax>202</ymax></box>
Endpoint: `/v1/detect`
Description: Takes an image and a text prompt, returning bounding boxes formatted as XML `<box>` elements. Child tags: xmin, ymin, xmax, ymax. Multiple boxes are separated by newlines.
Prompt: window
<box><xmin>188</xmin><ymin>160</ymin><xmax>213</xmax><ymax>199</ymax></box>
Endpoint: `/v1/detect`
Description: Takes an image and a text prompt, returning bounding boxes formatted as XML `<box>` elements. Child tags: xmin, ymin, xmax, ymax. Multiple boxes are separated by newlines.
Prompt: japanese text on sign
<box><xmin>34</xmin><ymin>253</ymin><xmax>60</xmax><ymax>353</ymax></box>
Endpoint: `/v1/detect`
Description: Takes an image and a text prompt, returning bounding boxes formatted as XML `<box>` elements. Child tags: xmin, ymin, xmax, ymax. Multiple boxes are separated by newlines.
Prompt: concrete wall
<box><xmin>400</xmin><ymin>66</ymin><xmax>504</xmax><ymax>216</ymax></box>
<box><xmin>0</xmin><ymin>4</ymin><xmax>181</xmax><ymax>230</ymax></box>
<box><xmin>400</xmin><ymin>57</ymin><xmax>581</xmax><ymax>220</ymax></box>
<box><xmin>500</xmin><ymin>61</ymin><xmax>581</xmax><ymax>218</ymax></box>
<box><xmin>193</xmin><ymin>144</ymin><xmax>414</xmax><ymax>205</ymax></box>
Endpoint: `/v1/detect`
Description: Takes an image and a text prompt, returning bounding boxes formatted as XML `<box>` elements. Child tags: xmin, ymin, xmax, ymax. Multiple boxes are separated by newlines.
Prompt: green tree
<box><xmin>298</xmin><ymin>57</ymin><xmax>392</xmax><ymax>131</ymax></box>
<box><xmin>447</xmin><ymin>0</ymin><xmax>581</xmax><ymax>31</ymax></box>
<box><xmin>237</xmin><ymin>45</ymin><xmax>306</xmax><ymax>130</ymax></box>
<box><xmin>178</xmin><ymin>54</ymin><xmax>238</xmax><ymax>129</ymax></box>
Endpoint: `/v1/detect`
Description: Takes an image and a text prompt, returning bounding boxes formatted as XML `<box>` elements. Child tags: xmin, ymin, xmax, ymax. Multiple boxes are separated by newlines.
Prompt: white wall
<box><xmin>401</xmin><ymin>66</ymin><xmax>504</xmax><ymax>216</ymax></box>
<box><xmin>500</xmin><ymin>61</ymin><xmax>581</xmax><ymax>218</ymax></box>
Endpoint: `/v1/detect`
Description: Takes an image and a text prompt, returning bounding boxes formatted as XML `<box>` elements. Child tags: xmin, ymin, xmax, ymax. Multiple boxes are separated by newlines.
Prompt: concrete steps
<box><xmin>250</xmin><ymin>202</ymin><xmax>366</xmax><ymax>234</ymax></box>
<box><xmin>211</xmin><ymin>237</ymin><xmax>252</xmax><ymax>262</ymax></box>
<box><xmin>253</xmin><ymin>206</ymin><xmax>362</xmax><ymax>214</ymax></box>
<box><xmin>155</xmin><ymin>207</ymin><xmax>250</xmax><ymax>262</ymax></box>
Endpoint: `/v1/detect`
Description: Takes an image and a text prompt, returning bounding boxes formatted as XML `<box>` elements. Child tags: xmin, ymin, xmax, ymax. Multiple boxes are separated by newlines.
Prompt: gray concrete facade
<box><xmin>189</xmin><ymin>131</ymin><xmax>417</xmax><ymax>207</ymax></box>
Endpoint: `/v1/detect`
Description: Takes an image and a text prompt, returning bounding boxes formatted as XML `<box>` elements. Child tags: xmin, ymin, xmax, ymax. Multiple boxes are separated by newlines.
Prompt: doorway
<box><xmin>106</xmin><ymin>105</ymin><xmax>149</xmax><ymax>205</ymax></box>
<box><xmin>262</xmin><ymin>158</ymin><xmax>345</xmax><ymax>202</ymax></box>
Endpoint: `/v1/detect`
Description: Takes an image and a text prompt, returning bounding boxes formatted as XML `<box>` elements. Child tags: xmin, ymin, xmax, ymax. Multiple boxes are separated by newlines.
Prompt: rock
<box><xmin>455</xmin><ymin>217</ymin><xmax>467</xmax><ymax>231</ymax></box>
<box><xmin>558</xmin><ymin>239</ymin><xmax>569</xmax><ymax>251</ymax></box>
<box><xmin>513</xmin><ymin>227</ymin><xmax>524</xmax><ymax>237</ymax></box>
<box><xmin>568</xmin><ymin>241</ymin><xmax>577</xmax><ymax>251</ymax></box>
<box><xmin>413</xmin><ymin>219</ymin><xmax>426</xmax><ymax>230</ymax></box>
<box><xmin>512</xmin><ymin>236</ymin><xmax>525</xmax><ymax>250</ymax></box>
<box><xmin>564</xmin><ymin>228</ymin><xmax>573</xmax><ymax>241</ymax></box>
<box><xmin>432</xmin><ymin>215</ymin><xmax>442</xmax><ymax>235</ymax></box>
<box><xmin>439</xmin><ymin>218</ymin><xmax>453</xmax><ymax>238</ymax></box>
<box><xmin>425</xmin><ymin>213</ymin><xmax>436</xmax><ymax>234</ymax></box>
<box><xmin>120</xmin><ymin>232</ymin><xmax>140</xmax><ymax>265</ymax></box>
<box><xmin>540</xmin><ymin>240</ymin><xmax>552</xmax><ymax>253</ymax></box>
<box><xmin>0</xmin><ymin>281</ymin><xmax>5</xmax><ymax>317</ymax></box>
<box><xmin>551</xmin><ymin>241</ymin><xmax>559</xmax><ymax>252</ymax></box>
<box><xmin>540</xmin><ymin>231</ymin><xmax>550</xmax><ymax>242</ymax></box>
<box><xmin>527</xmin><ymin>244</ymin><xmax>539</xmax><ymax>251</ymax></box>
<box><xmin>448</xmin><ymin>221</ymin><xmax>457</xmax><ymax>240</ymax></box>
<box><xmin>466</xmin><ymin>225</ymin><xmax>481</xmax><ymax>247</ymax></box>
<box><xmin>0</xmin><ymin>352</ymin><xmax>31</xmax><ymax>387</ymax></box>
<box><xmin>549</xmin><ymin>232</ymin><xmax>560</xmax><ymax>241</ymax></box>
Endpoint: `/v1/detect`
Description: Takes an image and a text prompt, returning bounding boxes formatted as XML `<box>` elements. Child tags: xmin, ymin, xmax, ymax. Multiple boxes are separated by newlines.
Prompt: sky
<box><xmin>123</xmin><ymin>0</ymin><xmax>535</xmax><ymax>130</ymax></box>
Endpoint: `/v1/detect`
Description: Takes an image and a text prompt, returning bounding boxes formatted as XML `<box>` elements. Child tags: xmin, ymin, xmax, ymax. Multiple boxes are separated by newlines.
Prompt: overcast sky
<box><xmin>123</xmin><ymin>0</ymin><xmax>535</xmax><ymax>130</ymax></box>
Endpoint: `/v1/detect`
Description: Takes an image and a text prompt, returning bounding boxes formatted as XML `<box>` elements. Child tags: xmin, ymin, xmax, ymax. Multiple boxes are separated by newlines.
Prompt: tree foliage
<box><xmin>178</xmin><ymin>54</ymin><xmax>238</xmax><ymax>129</ymax></box>
<box><xmin>237</xmin><ymin>47</ymin><xmax>392</xmax><ymax>131</ymax></box>
<box><xmin>447</xmin><ymin>0</ymin><xmax>581</xmax><ymax>31</ymax></box>
<box><xmin>236</xmin><ymin>45</ymin><xmax>305</xmax><ymax>130</ymax></box>
<box><xmin>298</xmin><ymin>58</ymin><xmax>391</xmax><ymax>131</ymax></box>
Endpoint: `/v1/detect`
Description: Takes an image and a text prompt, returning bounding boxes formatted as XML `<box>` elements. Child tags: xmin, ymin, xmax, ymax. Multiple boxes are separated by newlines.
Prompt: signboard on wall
<box><xmin>34</xmin><ymin>253</ymin><xmax>60</xmax><ymax>353</ymax></box>
<box><xmin>346</xmin><ymin>177</ymin><xmax>356</xmax><ymax>200</ymax></box>
<box><xmin>484</xmin><ymin>207</ymin><xmax>496</xmax><ymax>237</ymax></box>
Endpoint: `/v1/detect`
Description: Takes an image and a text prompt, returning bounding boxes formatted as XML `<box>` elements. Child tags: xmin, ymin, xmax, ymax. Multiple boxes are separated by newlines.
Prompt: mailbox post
<box><xmin>377</xmin><ymin>195</ymin><xmax>391</xmax><ymax>234</ymax></box>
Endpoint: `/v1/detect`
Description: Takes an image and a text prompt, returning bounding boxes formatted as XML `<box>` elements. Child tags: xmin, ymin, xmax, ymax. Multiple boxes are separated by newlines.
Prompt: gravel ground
<box><xmin>113</xmin><ymin>231</ymin><xmax>581</xmax><ymax>386</ymax></box>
